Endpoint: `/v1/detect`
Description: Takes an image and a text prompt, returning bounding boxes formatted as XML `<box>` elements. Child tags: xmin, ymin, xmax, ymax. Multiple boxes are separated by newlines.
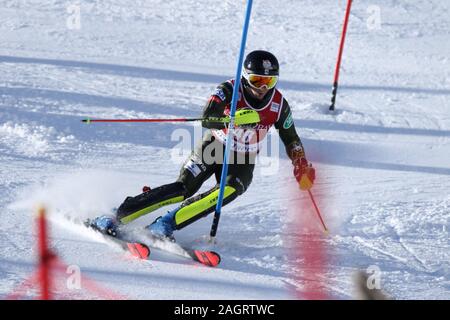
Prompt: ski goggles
<box><xmin>243</xmin><ymin>70</ymin><xmax>278</xmax><ymax>90</ymax></box>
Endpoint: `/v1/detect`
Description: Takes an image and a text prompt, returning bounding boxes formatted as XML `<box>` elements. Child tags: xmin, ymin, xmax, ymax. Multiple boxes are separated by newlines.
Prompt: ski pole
<box><xmin>329</xmin><ymin>0</ymin><xmax>353</xmax><ymax>111</ymax></box>
<box><xmin>81</xmin><ymin>117</ymin><xmax>229</xmax><ymax>124</ymax></box>
<box><xmin>307</xmin><ymin>189</ymin><xmax>329</xmax><ymax>234</ymax></box>
<box><xmin>210</xmin><ymin>0</ymin><xmax>254</xmax><ymax>242</ymax></box>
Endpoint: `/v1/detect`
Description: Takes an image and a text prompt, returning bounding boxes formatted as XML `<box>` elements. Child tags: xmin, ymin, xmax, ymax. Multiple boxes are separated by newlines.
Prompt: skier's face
<box><xmin>242</xmin><ymin>70</ymin><xmax>278</xmax><ymax>100</ymax></box>
<box><xmin>246</xmin><ymin>85</ymin><xmax>270</xmax><ymax>100</ymax></box>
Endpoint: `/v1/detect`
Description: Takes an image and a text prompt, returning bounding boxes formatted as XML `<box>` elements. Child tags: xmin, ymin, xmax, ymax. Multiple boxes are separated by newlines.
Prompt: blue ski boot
<box><xmin>146</xmin><ymin>207</ymin><xmax>178</xmax><ymax>241</ymax></box>
<box><xmin>88</xmin><ymin>215</ymin><xmax>119</xmax><ymax>237</ymax></box>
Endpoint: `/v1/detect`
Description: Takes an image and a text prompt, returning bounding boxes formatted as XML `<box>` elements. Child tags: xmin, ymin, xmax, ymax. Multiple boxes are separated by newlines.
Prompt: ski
<box><xmin>84</xmin><ymin>218</ymin><xmax>221</xmax><ymax>267</ymax></box>
<box><xmin>100</xmin><ymin>233</ymin><xmax>151</xmax><ymax>260</ymax></box>
<box><xmin>72</xmin><ymin>217</ymin><xmax>150</xmax><ymax>260</ymax></box>
<box><xmin>186</xmin><ymin>248</ymin><xmax>221</xmax><ymax>267</ymax></box>
<box><xmin>143</xmin><ymin>233</ymin><xmax>221</xmax><ymax>267</ymax></box>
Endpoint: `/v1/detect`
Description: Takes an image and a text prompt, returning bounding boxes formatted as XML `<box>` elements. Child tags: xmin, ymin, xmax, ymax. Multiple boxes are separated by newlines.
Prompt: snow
<box><xmin>0</xmin><ymin>0</ymin><xmax>449</xmax><ymax>299</ymax></box>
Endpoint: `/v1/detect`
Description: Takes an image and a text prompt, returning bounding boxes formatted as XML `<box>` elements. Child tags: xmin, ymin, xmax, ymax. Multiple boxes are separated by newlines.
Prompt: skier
<box><xmin>91</xmin><ymin>50</ymin><xmax>316</xmax><ymax>240</ymax></box>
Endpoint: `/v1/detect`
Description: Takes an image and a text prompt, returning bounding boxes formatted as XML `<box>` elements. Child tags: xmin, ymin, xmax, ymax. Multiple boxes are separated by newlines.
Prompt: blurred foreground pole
<box><xmin>37</xmin><ymin>206</ymin><xmax>52</xmax><ymax>300</ymax></box>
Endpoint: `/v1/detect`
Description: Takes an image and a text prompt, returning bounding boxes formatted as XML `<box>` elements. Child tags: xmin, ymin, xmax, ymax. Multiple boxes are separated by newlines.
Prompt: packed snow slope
<box><xmin>0</xmin><ymin>0</ymin><xmax>449</xmax><ymax>299</ymax></box>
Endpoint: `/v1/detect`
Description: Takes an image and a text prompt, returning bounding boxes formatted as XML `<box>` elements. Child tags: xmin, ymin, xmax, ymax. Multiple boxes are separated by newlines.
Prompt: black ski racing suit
<box><xmin>115</xmin><ymin>80</ymin><xmax>306</xmax><ymax>230</ymax></box>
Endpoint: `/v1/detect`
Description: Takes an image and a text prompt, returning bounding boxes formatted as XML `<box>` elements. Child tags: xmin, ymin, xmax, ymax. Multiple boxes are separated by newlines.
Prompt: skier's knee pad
<box><xmin>117</xmin><ymin>181</ymin><xmax>187</xmax><ymax>224</ymax></box>
<box><xmin>174</xmin><ymin>185</ymin><xmax>237</xmax><ymax>229</ymax></box>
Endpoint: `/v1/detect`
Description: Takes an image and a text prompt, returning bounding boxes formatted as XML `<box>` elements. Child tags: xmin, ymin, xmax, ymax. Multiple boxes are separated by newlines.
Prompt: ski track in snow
<box><xmin>0</xmin><ymin>0</ymin><xmax>449</xmax><ymax>299</ymax></box>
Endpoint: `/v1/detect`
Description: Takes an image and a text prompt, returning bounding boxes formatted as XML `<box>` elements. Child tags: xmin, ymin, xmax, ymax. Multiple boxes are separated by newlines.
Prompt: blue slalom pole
<box><xmin>210</xmin><ymin>0</ymin><xmax>254</xmax><ymax>240</ymax></box>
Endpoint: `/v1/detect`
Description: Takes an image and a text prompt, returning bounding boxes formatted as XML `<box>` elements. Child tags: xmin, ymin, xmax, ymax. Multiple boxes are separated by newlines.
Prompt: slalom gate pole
<box><xmin>209</xmin><ymin>0</ymin><xmax>254</xmax><ymax>241</ymax></box>
<box><xmin>307</xmin><ymin>190</ymin><xmax>328</xmax><ymax>234</ymax></box>
<box><xmin>329</xmin><ymin>0</ymin><xmax>353</xmax><ymax>111</ymax></box>
<box><xmin>6</xmin><ymin>206</ymin><xmax>126</xmax><ymax>299</ymax></box>
<box><xmin>37</xmin><ymin>206</ymin><xmax>52</xmax><ymax>300</ymax></box>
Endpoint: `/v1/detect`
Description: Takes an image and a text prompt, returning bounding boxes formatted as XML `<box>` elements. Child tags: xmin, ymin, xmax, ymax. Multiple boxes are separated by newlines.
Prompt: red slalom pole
<box><xmin>37</xmin><ymin>206</ymin><xmax>52</xmax><ymax>300</ymax></box>
<box><xmin>307</xmin><ymin>190</ymin><xmax>328</xmax><ymax>234</ymax></box>
<box><xmin>329</xmin><ymin>0</ymin><xmax>353</xmax><ymax>111</ymax></box>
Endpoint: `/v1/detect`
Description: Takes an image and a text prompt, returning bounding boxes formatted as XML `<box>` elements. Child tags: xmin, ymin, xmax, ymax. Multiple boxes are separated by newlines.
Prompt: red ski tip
<box><xmin>193</xmin><ymin>250</ymin><xmax>221</xmax><ymax>267</ymax></box>
<box><xmin>127</xmin><ymin>243</ymin><xmax>150</xmax><ymax>259</ymax></box>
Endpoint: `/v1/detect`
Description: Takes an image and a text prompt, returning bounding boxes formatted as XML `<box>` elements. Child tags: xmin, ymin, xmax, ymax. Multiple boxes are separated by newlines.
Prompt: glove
<box><xmin>293</xmin><ymin>157</ymin><xmax>315</xmax><ymax>190</ymax></box>
<box><xmin>232</xmin><ymin>109</ymin><xmax>260</xmax><ymax>128</ymax></box>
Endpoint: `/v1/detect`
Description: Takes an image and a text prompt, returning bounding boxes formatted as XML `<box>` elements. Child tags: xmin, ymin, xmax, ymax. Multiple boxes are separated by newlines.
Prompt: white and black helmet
<box><xmin>243</xmin><ymin>50</ymin><xmax>279</xmax><ymax>76</ymax></box>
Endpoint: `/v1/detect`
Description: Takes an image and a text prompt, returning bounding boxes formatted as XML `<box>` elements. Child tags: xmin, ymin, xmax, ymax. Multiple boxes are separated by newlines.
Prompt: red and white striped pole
<box><xmin>329</xmin><ymin>0</ymin><xmax>353</xmax><ymax>111</ymax></box>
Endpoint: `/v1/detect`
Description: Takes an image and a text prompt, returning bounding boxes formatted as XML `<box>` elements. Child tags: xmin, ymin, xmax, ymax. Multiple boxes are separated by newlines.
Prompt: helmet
<box><xmin>243</xmin><ymin>50</ymin><xmax>279</xmax><ymax>76</ymax></box>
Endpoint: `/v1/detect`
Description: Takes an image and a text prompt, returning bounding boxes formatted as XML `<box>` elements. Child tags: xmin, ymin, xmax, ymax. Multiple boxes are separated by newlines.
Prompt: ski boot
<box><xmin>87</xmin><ymin>215</ymin><xmax>119</xmax><ymax>237</ymax></box>
<box><xmin>146</xmin><ymin>207</ymin><xmax>178</xmax><ymax>242</ymax></box>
